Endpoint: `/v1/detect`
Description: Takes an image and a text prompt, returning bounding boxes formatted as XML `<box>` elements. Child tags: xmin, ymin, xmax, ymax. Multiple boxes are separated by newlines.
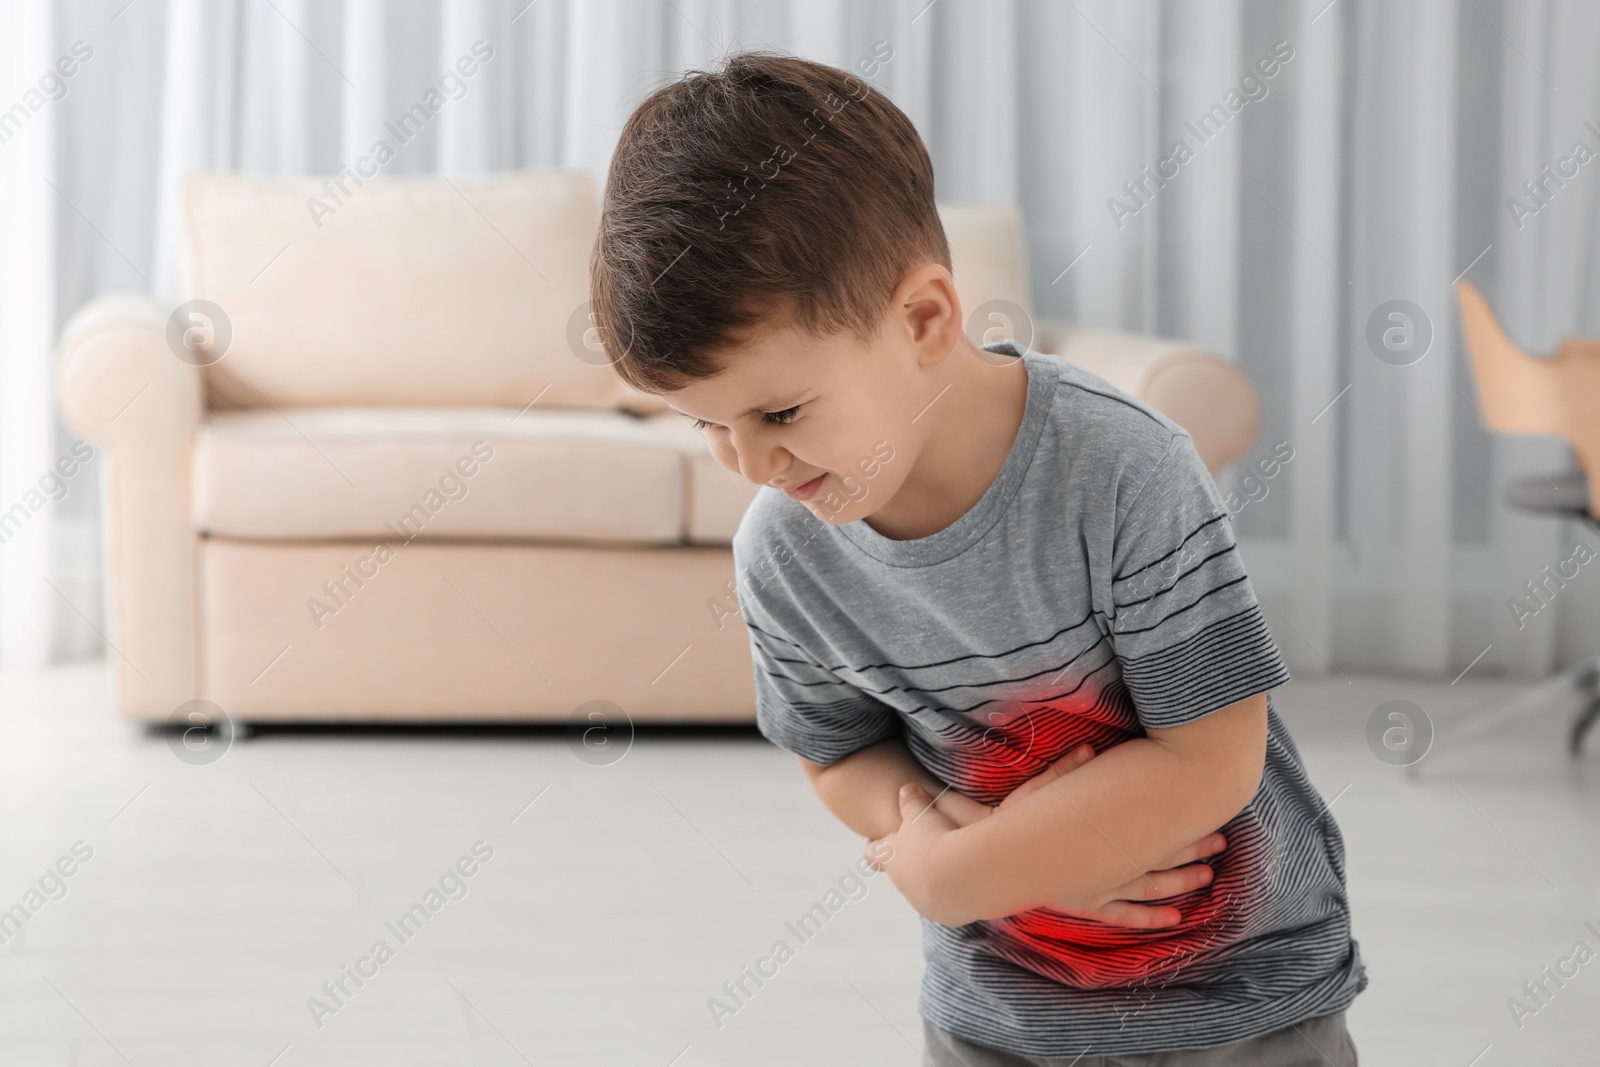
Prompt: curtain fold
<box><xmin>1279</xmin><ymin>0</ymin><xmax>1343</xmax><ymax>671</ymax></box>
<box><xmin>0</xmin><ymin>1</ymin><xmax>58</xmax><ymax>668</ymax></box>
<box><xmin>12</xmin><ymin>0</ymin><xmax>1600</xmax><ymax>677</ymax></box>
<box><xmin>439</xmin><ymin>0</ymin><xmax>513</xmax><ymax>173</ymax></box>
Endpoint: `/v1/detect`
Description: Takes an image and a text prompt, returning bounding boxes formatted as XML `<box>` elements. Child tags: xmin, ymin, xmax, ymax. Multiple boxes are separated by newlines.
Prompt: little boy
<box><xmin>591</xmin><ymin>50</ymin><xmax>1366</xmax><ymax>1066</ymax></box>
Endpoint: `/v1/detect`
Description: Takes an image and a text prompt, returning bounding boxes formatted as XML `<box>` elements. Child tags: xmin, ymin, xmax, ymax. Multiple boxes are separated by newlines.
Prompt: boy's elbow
<box><xmin>1219</xmin><ymin>696</ymin><xmax>1269</xmax><ymax>817</ymax></box>
<box><xmin>1198</xmin><ymin>748</ymin><xmax>1263</xmax><ymax>832</ymax></box>
<box><xmin>801</xmin><ymin>756</ymin><xmax>844</xmax><ymax>806</ymax></box>
<box><xmin>1230</xmin><ymin>747</ymin><xmax>1266</xmax><ymax>816</ymax></box>
<box><xmin>1151</xmin><ymin>692</ymin><xmax>1269</xmax><ymax>824</ymax></box>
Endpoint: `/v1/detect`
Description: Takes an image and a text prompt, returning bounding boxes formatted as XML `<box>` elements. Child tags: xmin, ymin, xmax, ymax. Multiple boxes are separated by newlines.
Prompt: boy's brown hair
<box><xmin>589</xmin><ymin>49</ymin><xmax>950</xmax><ymax>394</ymax></box>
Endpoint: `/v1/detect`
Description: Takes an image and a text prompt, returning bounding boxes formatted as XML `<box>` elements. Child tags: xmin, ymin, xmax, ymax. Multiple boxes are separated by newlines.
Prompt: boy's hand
<box><xmin>922</xmin><ymin>743</ymin><xmax>1103</xmax><ymax>829</ymax></box>
<box><xmin>1007</xmin><ymin>742</ymin><xmax>1228</xmax><ymax>928</ymax></box>
<box><xmin>997</xmin><ymin>743</ymin><xmax>1099</xmax><ymax>810</ymax></box>
<box><xmin>927</xmin><ymin>786</ymin><xmax>994</xmax><ymax>827</ymax></box>
<box><xmin>865</xmin><ymin>782</ymin><xmax>966</xmax><ymax>925</ymax></box>
<box><xmin>1042</xmin><ymin>830</ymin><xmax>1226</xmax><ymax>928</ymax></box>
<box><xmin>868</xmin><ymin>742</ymin><xmax>1228</xmax><ymax>928</ymax></box>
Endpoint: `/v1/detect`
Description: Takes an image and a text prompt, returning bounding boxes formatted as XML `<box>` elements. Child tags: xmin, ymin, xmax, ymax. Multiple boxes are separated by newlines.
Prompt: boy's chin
<box><xmin>803</xmin><ymin>498</ymin><xmax>861</xmax><ymax>525</ymax></box>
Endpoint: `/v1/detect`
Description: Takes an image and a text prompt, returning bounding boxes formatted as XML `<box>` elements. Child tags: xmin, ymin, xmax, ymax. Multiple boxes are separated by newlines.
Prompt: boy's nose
<box><xmin>741</xmin><ymin>448</ymin><xmax>790</xmax><ymax>488</ymax></box>
<box><xmin>720</xmin><ymin>430</ymin><xmax>782</xmax><ymax>486</ymax></box>
<box><xmin>703</xmin><ymin>433</ymin><xmax>741</xmax><ymax>476</ymax></box>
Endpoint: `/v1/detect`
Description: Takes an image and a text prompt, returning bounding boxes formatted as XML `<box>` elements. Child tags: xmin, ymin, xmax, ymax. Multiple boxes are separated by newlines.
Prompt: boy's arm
<box><xmin>876</xmin><ymin>692</ymin><xmax>1268</xmax><ymax>926</ymax></box>
<box><xmin>800</xmin><ymin>736</ymin><xmax>989</xmax><ymax>841</ymax></box>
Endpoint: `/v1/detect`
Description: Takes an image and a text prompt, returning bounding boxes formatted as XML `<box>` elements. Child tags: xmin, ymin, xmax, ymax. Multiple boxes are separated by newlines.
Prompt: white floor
<box><xmin>1</xmin><ymin>663</ymin><xmax>1597</xmax><ymax>1066</ymax></box>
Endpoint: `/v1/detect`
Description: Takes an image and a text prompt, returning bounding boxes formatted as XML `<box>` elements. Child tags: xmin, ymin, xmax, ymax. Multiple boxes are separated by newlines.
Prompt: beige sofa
<box><xmin>55</xmin><ymin>171</ymin><xmax>1259</xmax><ymax>724</ymax></box>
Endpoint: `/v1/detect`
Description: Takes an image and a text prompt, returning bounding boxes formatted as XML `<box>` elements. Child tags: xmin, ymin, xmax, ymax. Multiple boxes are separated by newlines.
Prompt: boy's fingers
<box><xmin>934</xmin><ymin>790</ymin><xmax>994</xmax><ymax>827</ymax></box>
<box><xmin>864</xmin><ymin>835</ymin><xmax>893</xmax><ymax>870</ymax></box>
<box><xmin>1037</xmin><ymin>743</ymin><xmax>1096</xmax><ymax>786</ymax></box>
<box><xmin>1043</xmin><ymin>744</ymin><xmax>1095</xmax><ymax>776</ymax></box>
<box><xmin>999</xmin><ymin>781</ymin><xmax>1035</xmax><ymax>806</ymax></box>
<box><xmin>1115</xmin><ymin>862</ymin><xmax>1214</xmax><ymax>902</ymax></box>
<box><xmin>1152</xmin><ymin>832</ymin><xmax>1228</xmax><ymax>871</ymax></box>
<box><xmin>898</xmin><ymin>782</ymin><xmax>930</xmax><ymax>820</ymax></box>
<box><xmin>1090</xmin><ymin>900</ymin><xmax>1183</xmax><ymax>929</ymax></box>
<box><xmin>1000</xmin><ymin>744</ymin><xmax>1098</xmax><ymax>809</ymax></box>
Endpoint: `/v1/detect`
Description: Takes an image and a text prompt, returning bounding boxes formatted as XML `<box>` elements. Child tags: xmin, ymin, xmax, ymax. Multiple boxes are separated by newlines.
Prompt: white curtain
<box><xmin>5</xmin><ymin>0</ymin><xmax>1600</xmax><ymax>677</ymax></box>
<box><xmin>0</xmin><ymin>2</ymin><xmax>58</xmax><ymax>668</ymax></box>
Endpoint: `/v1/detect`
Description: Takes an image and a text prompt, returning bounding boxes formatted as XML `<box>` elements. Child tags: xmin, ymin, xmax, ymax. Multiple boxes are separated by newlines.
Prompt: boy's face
<box><xmin>663</xmin><ymin>283</ymin><xmax>951</xmax><ymax>526</ymax></box>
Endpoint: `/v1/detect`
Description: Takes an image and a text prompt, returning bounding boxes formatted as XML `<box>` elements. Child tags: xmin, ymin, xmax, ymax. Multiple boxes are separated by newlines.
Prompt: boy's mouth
<box><xmin>783</xmin><ymin>473</ymin><xmax>827</xmax><ymax>501</ymax></box>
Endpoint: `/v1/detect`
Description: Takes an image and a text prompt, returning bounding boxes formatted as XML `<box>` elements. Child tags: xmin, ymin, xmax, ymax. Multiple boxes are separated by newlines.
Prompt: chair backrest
<box><xmin>179</xmin><ymin>171</ymin><xmax>618</xmax><ymax>410</ymax></box>
<box><xmin>1455</xmin><ymin>280</ymin><xmax>1565</xmax><ymax>436</ymax></box>
<box><xmin>1456</xmin><ymin>279</ymin><xmax>1600</xmax><ymax>518</ymax></box>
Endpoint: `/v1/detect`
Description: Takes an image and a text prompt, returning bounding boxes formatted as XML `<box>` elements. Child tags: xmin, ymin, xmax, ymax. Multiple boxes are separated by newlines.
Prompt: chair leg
<box><xmin>1571</xmin><ymin>697</ymin><xmax>1600</xmax><ymax>756</ymax></box>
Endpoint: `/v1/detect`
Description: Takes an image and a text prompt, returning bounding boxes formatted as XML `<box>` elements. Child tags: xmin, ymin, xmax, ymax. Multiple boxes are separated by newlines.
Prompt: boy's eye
<box><xmin>678</xmin><ymin>405</ymin><xmax>799</xmax><ymax>431</ymax></box>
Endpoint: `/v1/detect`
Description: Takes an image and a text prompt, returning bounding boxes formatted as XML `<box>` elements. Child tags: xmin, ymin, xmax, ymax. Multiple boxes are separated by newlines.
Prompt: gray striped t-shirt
<box><xmin>731</xmin><ymin>341</ymin><xmax>1366</xmax><ymax>1057</ymax></box>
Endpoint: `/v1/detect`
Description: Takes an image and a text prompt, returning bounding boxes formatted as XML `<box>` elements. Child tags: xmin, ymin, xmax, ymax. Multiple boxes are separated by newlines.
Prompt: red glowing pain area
<box><xmin>983</xmin><ymin>812</ymin><xmax>1274</xmax><ymax>989</ymax></box>
<box><xmin>905</xmin><ymin>687</ymin><xmax>1275</xmax><ymax>989</ymax></box>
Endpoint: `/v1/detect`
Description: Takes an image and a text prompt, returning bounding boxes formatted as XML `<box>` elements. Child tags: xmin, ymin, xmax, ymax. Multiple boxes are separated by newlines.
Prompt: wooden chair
<box><xmin>1455</xmin><ymin>280</ymin><xmax>1600</xmax><ymax>753</ymax></box>
<box><xmin>1456</xmin><ymin>280</ymin><xmax>1600</xmax><ymax>516</ymax></box>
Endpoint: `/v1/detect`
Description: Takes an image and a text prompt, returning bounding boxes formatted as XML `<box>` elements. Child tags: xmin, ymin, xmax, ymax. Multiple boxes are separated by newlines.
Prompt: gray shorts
<box><xmin>922</xmin><ymin>1010</ymin><xmax>1358</xmax><ymax>1067</ymax></box>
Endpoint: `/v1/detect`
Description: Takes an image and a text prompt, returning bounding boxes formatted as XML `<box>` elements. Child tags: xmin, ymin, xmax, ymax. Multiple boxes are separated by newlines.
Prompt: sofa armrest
<box><xmin>1034</xmin><ymin>318</ymin><xmax>1260</xmax><ymax>473</ymax></box>
<box><xmin>55</xmin><ymin>293</ymin><xmax>204</xmax><ymax>721</ymax></box>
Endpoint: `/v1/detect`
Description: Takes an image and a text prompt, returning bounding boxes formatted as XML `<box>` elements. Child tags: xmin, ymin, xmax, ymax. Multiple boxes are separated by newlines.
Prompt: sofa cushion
<box><xmin>180</xmin><ymin>171</ymin><xmax>618</xmax><ymax>411</ymax></box>
<box><xmin>193</xmin><ymin>407</ymin><xmax>693</xmax><ymax>545</ymax></box>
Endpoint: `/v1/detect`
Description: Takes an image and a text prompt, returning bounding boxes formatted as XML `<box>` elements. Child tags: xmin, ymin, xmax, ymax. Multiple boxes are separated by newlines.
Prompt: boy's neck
<box><xmin>862</xmin><ymin>340</ymin><xmax>1030</xmax><ymax>541</ymax></box>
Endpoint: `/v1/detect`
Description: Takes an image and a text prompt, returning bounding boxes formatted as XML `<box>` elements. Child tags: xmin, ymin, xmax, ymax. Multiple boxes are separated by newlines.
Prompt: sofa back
<box><xmin>180</xmin><ymin>171</ymin><xmax>617</xmax><ymax>410</ymax></box>
<box><xmin>179</xmin><ymin>177</ymin><xmax>1036</xmax><ymax>413</ymax></box>
<box><xmin>940</xmin><ymin>201</ymin><xmax>1033</xmax><ymax>327</ymax></box>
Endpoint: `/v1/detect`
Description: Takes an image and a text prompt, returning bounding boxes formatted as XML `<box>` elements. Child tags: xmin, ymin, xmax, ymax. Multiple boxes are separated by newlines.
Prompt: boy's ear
<box><xmin>892</xmin><ymin>263</ymin><xmax>963</xmax><ymax>367</ymax></box>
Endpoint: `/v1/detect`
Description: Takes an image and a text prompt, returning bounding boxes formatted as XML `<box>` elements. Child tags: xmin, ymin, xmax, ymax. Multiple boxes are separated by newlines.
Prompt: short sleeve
<box><xmin>1107</xmin><ymin>433</ymin><xmax>1291</xmax><ymax>731</ymax></box>
<box><xmin>736</xmin><ymin>580</ymin><xmax>904</xmax><ymax>767</ymax></box>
